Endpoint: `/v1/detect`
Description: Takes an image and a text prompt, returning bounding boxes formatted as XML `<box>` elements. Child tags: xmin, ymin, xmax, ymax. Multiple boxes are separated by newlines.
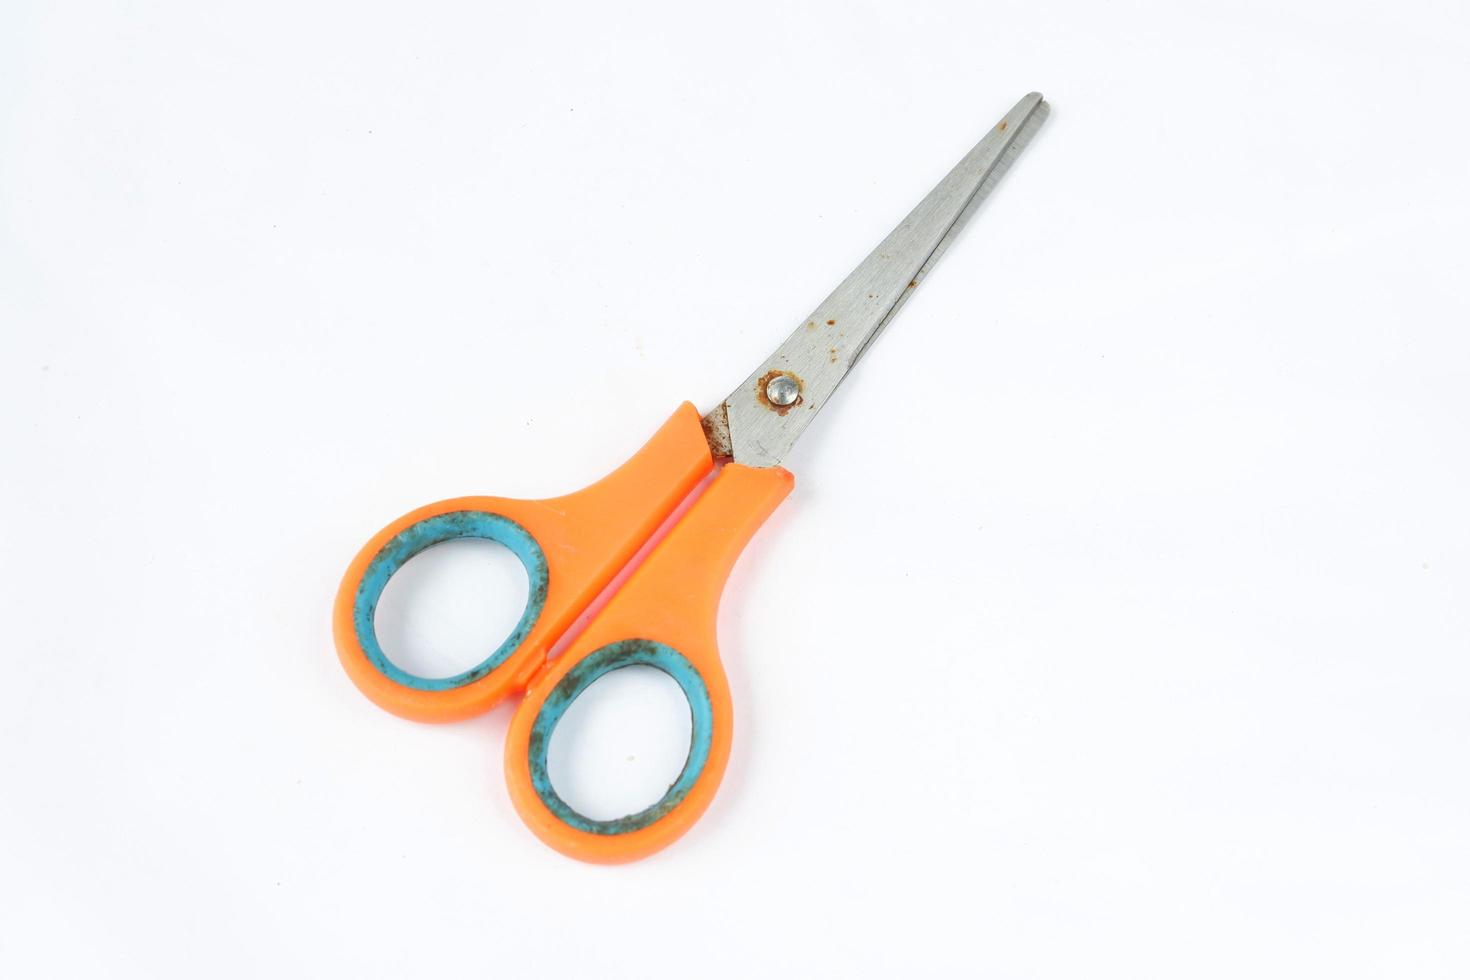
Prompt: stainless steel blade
<box><xmin>702</xmin><ymin>92</ymin><xmax>1049</xmax><ymax>467</ymax></box>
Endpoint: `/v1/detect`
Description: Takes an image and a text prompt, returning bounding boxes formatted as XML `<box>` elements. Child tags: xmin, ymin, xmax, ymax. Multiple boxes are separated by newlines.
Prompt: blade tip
<box><xmin>1009</xmin><ymin>92</ymin><xmax>1047</xmax><ymax>121</ymax></box>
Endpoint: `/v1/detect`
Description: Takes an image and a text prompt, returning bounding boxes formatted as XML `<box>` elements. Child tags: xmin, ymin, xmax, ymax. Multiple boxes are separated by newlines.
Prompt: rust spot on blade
<box><xmin>828</xmin><ymin>347</ymin><xmax>838</xmax><ymax>363</ymax></box>
<box><xmin>701</xmin><ymin>402</ymin><xmax>732</xmax><ymax>459</ymax></box>
<box><xmin>826</xmin><ymin>319</ymin><xmax>836</xmax><ymax>326</ymax></box>
<box><xmin>907</xmin><ymin>279</ymin><xmax>918</xmax><ymax>289</ymax></box>
<box><xmin>755</xmin><ymin>369</ymin><xmax>803</xmax><ymax>416</ymax></box>
<box><xmin>998</xmin><ymin>120</ymin><xmax>1008</xmax><ymax>132</ymax></box>
<box><xmin>804</xmin><ymin>320</ymin><xmax>817</xmax><ymax>331</ymax></box>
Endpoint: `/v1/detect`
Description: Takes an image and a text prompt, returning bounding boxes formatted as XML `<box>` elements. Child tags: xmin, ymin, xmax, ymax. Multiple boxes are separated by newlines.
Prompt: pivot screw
<box><xmin>765</xmin><ymin>375</ymin><xmax>800</xmax><ymax>407</ymax></box>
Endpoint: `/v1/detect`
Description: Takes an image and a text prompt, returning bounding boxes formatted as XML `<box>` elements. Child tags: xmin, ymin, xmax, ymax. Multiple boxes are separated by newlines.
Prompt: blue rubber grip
<box><xmin>525</xmin><ymin>639</ymin><xmax>713</xmax><ymax>835</ymax></box>
<box><xmin>351</xmin><ymin>511</ymin><xmax>549</xmax><ymax>691</ymax></box>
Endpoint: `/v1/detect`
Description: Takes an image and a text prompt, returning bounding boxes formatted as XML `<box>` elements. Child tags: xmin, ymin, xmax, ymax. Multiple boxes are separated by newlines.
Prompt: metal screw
<box><xmin>765</xmin><ymin>375</ymin><xmax>800</xmax><ymax>407</ymax></box>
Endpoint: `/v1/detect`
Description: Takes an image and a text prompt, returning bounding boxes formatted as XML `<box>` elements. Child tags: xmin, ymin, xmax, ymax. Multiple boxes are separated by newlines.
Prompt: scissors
<box><xmin>334</xmin><ymin>92</ymin><xmax>1049</xmax><ymax>862</ymax></box>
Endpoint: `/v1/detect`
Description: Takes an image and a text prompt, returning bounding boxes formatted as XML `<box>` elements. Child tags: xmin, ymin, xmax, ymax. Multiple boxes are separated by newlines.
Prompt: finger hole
<box><xmin>545</xmin><ymin>665</ymin><xmax>693</xmax><ymax>822</ymax></box>
<box><xmin>352</xmin><ymin>511</ymin><xmax>548</xmax><ymax>691</ymax></box>
<box><xmin>527</xmin><ymin>640</ymin><xmax>714</xmax><ymax>835</ymax></box>
<box><xmin>375</xmin><ymin>538</ymin><xmax>530</xmax><ymax>681</ymax></box>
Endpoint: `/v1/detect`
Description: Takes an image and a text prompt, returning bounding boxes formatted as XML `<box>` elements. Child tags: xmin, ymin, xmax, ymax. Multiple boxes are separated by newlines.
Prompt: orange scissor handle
<box><xmin>504</xmin><ymin>462</ymin><xmax>793</xmax><ymax>863</ymax></box>
<box><xmin>333</xmin><ymin>404</ymin><xmax>714</xmax><ymax>723</ymax></box>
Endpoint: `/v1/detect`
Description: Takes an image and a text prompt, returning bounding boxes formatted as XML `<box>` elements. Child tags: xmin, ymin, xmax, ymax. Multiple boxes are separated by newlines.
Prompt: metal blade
<box><xmin>702</xmin><ymin>92</ymin><xmax>1049</xmax><ymax>467</ymax></box>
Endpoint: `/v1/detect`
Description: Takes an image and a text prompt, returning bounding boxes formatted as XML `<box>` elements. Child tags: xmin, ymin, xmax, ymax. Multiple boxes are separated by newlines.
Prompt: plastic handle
<box><xmin>333</xmin><ymin>404</ymin><xmax>714</xmax><ymax>722</ymax></box>
<box><xmin>504</xmin><ymin>462</ymin><xmax>794</xmax><ymax>863</ymax></box>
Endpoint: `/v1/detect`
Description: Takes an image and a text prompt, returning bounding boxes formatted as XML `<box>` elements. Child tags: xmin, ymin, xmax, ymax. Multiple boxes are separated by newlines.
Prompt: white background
<box><xmin>3</xmin><ymin>1</ymin><xmax>1468</xmax><ymax>976</ymax></box>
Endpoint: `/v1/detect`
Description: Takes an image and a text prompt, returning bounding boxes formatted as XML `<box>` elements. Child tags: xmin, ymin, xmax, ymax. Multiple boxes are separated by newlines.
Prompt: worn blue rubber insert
<box><xmin>527</xmin><ymin>639</ymin><xmax>713</xmax><ymax>836</ymax></box>
<box><xmin>353</xmin><ymin>511</ymin><xmax>548</xmax><ymax>691</ymax></box>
